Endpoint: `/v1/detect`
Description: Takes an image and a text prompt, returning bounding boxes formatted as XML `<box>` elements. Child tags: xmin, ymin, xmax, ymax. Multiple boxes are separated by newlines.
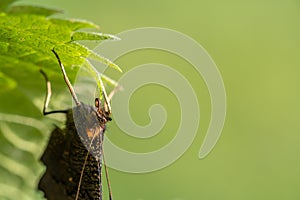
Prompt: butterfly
<box><xmin>38</xmin><ymin>50</ymin><xmax>115</xmax><ymax>200</ymax></box>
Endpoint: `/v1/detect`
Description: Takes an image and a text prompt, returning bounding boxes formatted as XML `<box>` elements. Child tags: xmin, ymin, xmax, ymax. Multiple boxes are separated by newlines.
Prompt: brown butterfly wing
<box><xmin>38</xmin><ymin>126</ymin><xmax>71</xmax><ymax>199</ymax></box>
<box><xmin>39</xmin><ymin>103</ymin><xmax>106</xmax><ymax>200</ymax></box>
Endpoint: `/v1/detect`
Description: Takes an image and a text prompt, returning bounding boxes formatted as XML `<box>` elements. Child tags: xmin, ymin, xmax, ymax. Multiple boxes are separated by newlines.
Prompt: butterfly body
<box><xmin>39</xmin><ymin>50</ymin><xmax>115</xmax><ymax>200</ymax></box>
<box><xmin>39</xmin><ymin>102</ymin><xmax>109</xmax><ymax>200</ymax></box>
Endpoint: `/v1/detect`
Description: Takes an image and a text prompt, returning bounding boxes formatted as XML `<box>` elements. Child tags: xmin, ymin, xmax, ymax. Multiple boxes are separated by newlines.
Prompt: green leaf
<box><xmin>71</xmin><ymin>31</ymin><xmax>120</xmax><ymax>41</ymax></box>
<box><xmin>0</xmin><ymin>9</ymin><xmax>121</xmax><ymax>89</ymax></box>
<box><xmin>89</xmin><ymin>50</ymin><xmax>123</xmax><ymax>72</ymax></box>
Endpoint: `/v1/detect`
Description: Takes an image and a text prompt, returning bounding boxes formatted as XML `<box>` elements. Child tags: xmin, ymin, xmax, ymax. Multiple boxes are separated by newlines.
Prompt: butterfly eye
<box><xmin>95</xmin><ymin>98</ymin><xmax>100</xmax><ymax>108</ymax></box>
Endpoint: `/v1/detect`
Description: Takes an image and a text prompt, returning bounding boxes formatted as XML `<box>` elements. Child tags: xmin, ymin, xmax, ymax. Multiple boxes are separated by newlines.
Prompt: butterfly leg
<box><xmin>40</xmin><ymin>69</ymin><xmax>68</xmax><ymax>115</ymax></box>
<box><xmin>51</xmin><ymin>49</ymin><xmax>81</xmax><ymax>106</ymax></box>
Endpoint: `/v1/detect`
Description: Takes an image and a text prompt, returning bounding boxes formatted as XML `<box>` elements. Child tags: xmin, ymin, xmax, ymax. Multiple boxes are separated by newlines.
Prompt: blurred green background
<box><xmin>1</xmin><ymin>0</ymin><xmax>300</xmax><ymax>199</ymax></box>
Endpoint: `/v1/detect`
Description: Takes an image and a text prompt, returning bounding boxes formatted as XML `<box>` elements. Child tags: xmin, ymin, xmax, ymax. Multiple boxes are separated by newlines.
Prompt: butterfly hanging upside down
<box><xmin>38</xmin><ymin>50</ymin><xmax>114</xmax><ymax>200</ymax></box>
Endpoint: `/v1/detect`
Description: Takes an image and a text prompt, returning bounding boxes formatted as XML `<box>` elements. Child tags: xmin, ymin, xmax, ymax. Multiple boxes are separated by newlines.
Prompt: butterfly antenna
<box><xmin>103</xmin><ymin>149</ymin><xmax>113</xmax><ymax>200</ymax></box>
<box><xmin>51</xmin><ymin>49</ymin><xmax>80</xmax><ymax>106</ymax></box>
<box><xmin>104</xmin><ymin>84</ymin><xmax>122</xmax><ymax>115</ymax></box>
<box><xmin>75</xmin><ymin>132</ymin><xmax>99</xmax><ymax>200</ymax></box>
<box><xmin>75</xmin><ymin>151</ymin><xmax>88</xmax><ymax>200</ymax></box>
<box><xmin>107</xmin><ymin>85</ymin><xmax>123</xmax><ymax>103</ymax></box>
